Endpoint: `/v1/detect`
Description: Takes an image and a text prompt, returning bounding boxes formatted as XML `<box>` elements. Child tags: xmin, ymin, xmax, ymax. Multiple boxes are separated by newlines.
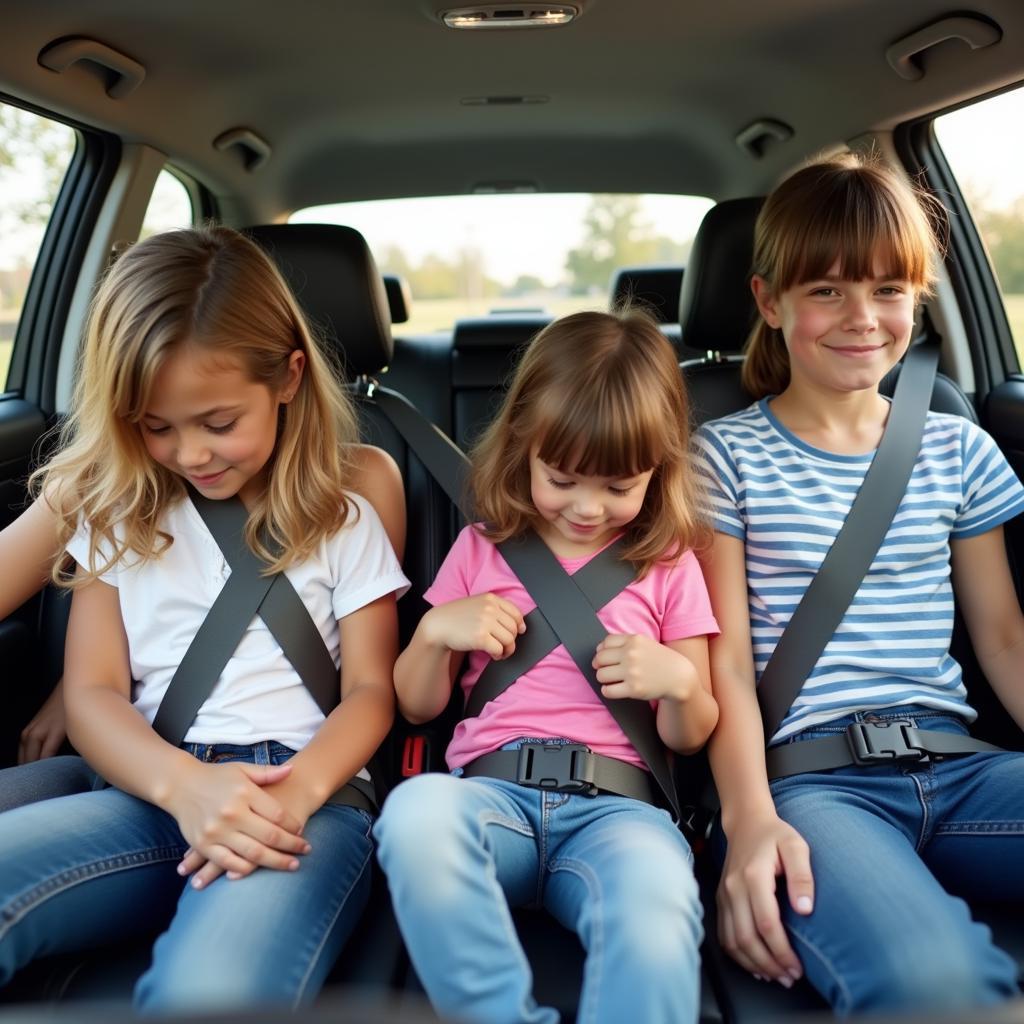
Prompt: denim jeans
<box><xmin>0</xmin><ymin>755</ymin><xmax>97</xmax><ymax>813</ymax></box>
<box><xmin>0</xmin><ymin>741</ymin><xmax>375</xmax><ymax>1013</ymax></box>
<box><xmin>374</xmin><ymin>769</ymin><xmax>702</xmax><ymax>1024</ymax></box>
<box><xmin>762</xmin><ymin>706</ymin><xmax>1024</xmax><ymax>1016</ymax></box>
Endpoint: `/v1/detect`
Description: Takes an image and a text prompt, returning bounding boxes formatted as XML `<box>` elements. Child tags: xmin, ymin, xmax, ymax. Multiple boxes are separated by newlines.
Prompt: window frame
<box><xmin>1</xmin><ymin>97</ymin><xmax>120</xmax><ymax>412</ymax></box>
<box><xmin>898</xmin><ymin>85</ymin><xmax>1024</xmax><ymax>393</ymax></box>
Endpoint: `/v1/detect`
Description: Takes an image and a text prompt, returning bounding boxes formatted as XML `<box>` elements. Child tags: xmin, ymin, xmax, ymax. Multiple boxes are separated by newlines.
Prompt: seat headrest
<box><xmin>609</xmin><ymin>266</ymin><xmax>684</xmax><ymax>323</ymax></box>
<box><xmin>244</xmin><ymin>223</ymin><xmax>392</xmax><ymax>377</ymax></box>
<box><xmin>678</xmin><ymin>197</ymin><xmax>763</xmax><ymax>355</ymax></box>
<box><xmin>383</xmin><ymin>274</ymin><xmax>411</xmax><ymax>324</ymax></box>
<box><xmin>452</xmin><ymin>315</ymin><xmax>551</xmax><ymax>352</ymax></box>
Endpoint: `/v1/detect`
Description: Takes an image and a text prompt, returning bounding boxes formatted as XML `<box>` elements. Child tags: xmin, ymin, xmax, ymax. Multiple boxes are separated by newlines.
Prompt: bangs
<box><xmin>533</xmin><ymin>379</ymin><xmax>666</xmax><ymax>478</ymax></box>
<box><xmin>770</xmin><ymin>166</ymin><xmax>934</xmax><ymax>291</ymax></box>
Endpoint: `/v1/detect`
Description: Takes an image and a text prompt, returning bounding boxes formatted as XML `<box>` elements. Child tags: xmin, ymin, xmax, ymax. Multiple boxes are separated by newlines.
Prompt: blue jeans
<box><xmin>763</xmin><ymin>706</ymin><xmax>1023</xmax><ymax>1015</ymax></box>
<box><xmin>0</xmin><ymin>755</ymin><xmax>97</xmax><ymax>812</ymax></box>
<box><xmin>0</xmin><ymin>741</ymin><xmax>375</xmax><ymax>1013</ymax></box>
<box><xmin>374</xmin><ymin>770</ymin><xmax>702</xmax><ymax>1024</ymax></box>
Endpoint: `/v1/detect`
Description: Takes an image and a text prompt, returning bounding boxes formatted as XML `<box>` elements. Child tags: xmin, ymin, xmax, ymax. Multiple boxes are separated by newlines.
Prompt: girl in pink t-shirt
<box><xmin>375</xmin><ymin>309</ymin><xmax>719</xmax><ymax>1024</ymax></box>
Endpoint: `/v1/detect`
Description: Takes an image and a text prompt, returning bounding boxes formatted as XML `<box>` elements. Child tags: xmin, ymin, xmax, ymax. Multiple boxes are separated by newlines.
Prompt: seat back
<box><xmin>244</xmin><ymin>223</ymin><xmax>450</xmax><ymax>639</ymax></box>
<box><xmin>449</xmin><ymin>314</ymin><xmax>550</xmax><ymax>452</ymax></box>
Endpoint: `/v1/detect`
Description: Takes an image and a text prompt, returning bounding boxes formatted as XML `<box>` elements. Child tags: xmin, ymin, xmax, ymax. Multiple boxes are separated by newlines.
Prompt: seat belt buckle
<box><xmin>846</xmin><ymin>720</ymin><xmax>926</xmax><ymax>765</ymax></box>
<box><xmin>401</xmin><ymin>734</ymin><xmax>430</xmax><ymax>777</ymax></box>
<box><xmin>515</xmin><ymin>743</ymin><xmax>598</xmax><ymax>795</ymax></box>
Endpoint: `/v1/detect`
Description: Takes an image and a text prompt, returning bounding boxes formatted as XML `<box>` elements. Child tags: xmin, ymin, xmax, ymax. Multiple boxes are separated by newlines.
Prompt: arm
<box><xmin>0</xmin><ymin>495</ymin><xmax>59</xmax><ymax>619</ymax></box>
<box><xmin>19</xmin><ymin>678</ymin><xmax>67</xmax><ymax>763</ymax></box>
<box><xmin>350</xmin><ymin>444</ymin><xmax>406</xmax><ymax>561</ymax></box>
<box><xmin>951</xmin><ymin>526</ymin><xmax>1024</xmax><ymax>731</ymax></box>
<box><xmin>63</xmin><ymin>574</ymin><xmax>309</xmax><ymax>877</ymax></box>
<box><xmin>395</xmin><ymin>594</ymin><xmax>525</xmax><ymax>724</ymax></box>
<box><xmin>702</xmin><ymin>532</ymin><xmax>812</xmax><ymax>987</ymax></box>
<box><xmin>591</xmin><ymin>633</ymin><xmax>718</xmax><ymax>754</ymax></box>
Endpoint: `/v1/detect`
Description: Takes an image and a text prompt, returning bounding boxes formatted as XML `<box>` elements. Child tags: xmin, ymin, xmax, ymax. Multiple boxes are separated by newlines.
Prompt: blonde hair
<box><xmin>471</xmin><ymin>309</ymin><xmax>709</xmax><ymax>576</ymax></box>
<box><xmin>743</xmin><ymin>152</ymin><xmax>946</xmax><ymax>399</ymax></box>
<box><xmin>35</xmin><ymin>225</ymin><xmax>360</xmax><ymax>584</ymax></box>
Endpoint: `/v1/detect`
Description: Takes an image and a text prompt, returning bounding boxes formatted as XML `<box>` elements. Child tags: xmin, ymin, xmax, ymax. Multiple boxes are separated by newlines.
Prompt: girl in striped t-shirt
<box><xmin>695</xmin><ymin>154</ymin><xmax>1024</xmax><ymax>1016</ymax></box>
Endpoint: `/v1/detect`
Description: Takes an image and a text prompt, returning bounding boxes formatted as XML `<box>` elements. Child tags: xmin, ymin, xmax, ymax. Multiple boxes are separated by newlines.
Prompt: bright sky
<box><xmin>933</xmin><ymin>86</ymin><xmax>1024</xmax><ymax>207</ymax></box>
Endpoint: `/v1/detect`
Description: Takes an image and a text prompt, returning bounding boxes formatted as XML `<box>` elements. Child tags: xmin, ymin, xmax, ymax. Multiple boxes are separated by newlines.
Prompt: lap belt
<box><xmin>766</xmin><ymin>720</ymin><xmax>1003</xmax><ymax>780</ymax></box>
<box><xmin>462</xmin><ymin>743</ymin><xmax>654</xmax><ymax>803</ymax></box>
<box><xmin>151</xmin><ymin>487</ymin><xmax>376</xmax><ymax>813</ymax></box>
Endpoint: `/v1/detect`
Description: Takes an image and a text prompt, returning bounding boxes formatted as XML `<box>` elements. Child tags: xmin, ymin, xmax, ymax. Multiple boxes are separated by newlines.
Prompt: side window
<box><xmin>934</xmin><ymin>86</ymin><xmax>1024</xmax><ymax>360</ymax></box>
<box><xmin>140</xmin><ymin>169</ymin><xmax>194</xmax><ymax>237</ymax></box>
<box><xmin>0</xmin><ymin>103</ymin><xmax>76</xmax><ymax>390</ymax></box>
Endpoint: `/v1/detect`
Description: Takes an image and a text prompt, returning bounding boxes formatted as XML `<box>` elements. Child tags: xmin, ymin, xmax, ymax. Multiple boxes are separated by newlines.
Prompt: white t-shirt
<box><xmin>66</xmin><ymin>492</ymin><xmax>409</xmax><ymax>750</ymax></box>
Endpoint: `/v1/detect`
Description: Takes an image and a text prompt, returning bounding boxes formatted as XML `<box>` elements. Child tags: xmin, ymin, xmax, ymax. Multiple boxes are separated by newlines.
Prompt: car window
<box><xmin>0</xmin><ymin>102</ymin><xmax>76</xmax><ymax>390</ymax></box>
<box><xmin>140</xmin><ymin>169</ymin><xmax>194</xmax><ymax>237</ymax></box>
<box><xmin>291</xmin><ymin>193</ymin><xmax>713</xmax><ymax>334</ymax></box>
<box><xmin>934</xmin><ymin>85</ymin><xmax>1024</xmax><ymax>360</ymax></box>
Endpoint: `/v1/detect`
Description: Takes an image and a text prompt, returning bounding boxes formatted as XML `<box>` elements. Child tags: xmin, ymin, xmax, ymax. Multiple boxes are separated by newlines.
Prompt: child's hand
<box><xmin>593</xmin><ymin>634</ymin><xmax>698</xmax><ymax>702</ymax></box>
<box><xmin>421</xmin><ymin>594</ymin><xmax>526</xmax><ymax>660</ymax></box>
<box><xmin>717</xmin><ymin>814</ymin><xmax>813</xmax><ymax>987</ymax></box>
<box><xmin>18</xmin><ymin>679</ymin><xmax>68</xmax><ymax>763</ymax></box>
<box><xmin>177</xmin><ymin>770</ymin><xmax>320</xmax><ymax>888</ymax></box>
<box><xmin>167</xmin><ymin>761</ymin><xmax>311</xmax><ymax>888</ymax></box>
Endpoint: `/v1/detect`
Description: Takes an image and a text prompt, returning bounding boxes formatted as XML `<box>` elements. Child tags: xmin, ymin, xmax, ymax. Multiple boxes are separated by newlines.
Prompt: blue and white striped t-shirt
<box><xmin>693</xmin><ymin>399</ymin><xmax>1024</xmax><ymax>743</ymax></box>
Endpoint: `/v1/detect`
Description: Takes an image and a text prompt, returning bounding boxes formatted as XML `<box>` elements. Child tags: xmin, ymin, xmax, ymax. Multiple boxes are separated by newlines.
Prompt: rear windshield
<box><xmin>291</xmin><ymin>193</ymin><xmax>713</xmax><ymax>334</ymax></box>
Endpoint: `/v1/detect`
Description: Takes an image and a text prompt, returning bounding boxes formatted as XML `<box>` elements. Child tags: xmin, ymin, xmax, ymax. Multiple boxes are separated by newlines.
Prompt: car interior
<box><xmin>1</xmin><ymin>1</ymin><xmax>1024</xmax><ymax>1020</ymax></box>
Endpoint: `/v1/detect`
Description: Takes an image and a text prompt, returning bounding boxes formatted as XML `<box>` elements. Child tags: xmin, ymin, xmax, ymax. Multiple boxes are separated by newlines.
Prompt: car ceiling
<box><xmin>1</xmin><ymin>0</ymin><xmax>1023</xmax><ymax>221</ymax></box>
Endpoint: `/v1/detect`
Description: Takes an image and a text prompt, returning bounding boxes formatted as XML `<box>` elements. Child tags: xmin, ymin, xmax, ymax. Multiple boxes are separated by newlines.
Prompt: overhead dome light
<box><xmin>441</xmin><ymin>5</ymin><xmax>578</xmax><ymax>29</ymax></box>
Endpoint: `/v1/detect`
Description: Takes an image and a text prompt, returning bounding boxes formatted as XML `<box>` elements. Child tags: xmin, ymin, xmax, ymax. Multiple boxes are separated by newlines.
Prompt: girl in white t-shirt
<box><xmin>375</xmin><ymin>309</ymin><xmax>720</xmax><ymax>1024</ymax></box>
<box><xmin>0</xmin><ymin>226</ymin><xmax>408</xmax><ymax>1013</ymax></box>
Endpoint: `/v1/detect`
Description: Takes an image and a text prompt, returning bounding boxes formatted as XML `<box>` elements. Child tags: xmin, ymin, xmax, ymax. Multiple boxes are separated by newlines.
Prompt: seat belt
<box><xmin>151</xmin><ymin>488</ymin><xmax>376</xmax><ymax>811</ymax></box>
<box><xmin>352</xmin><ymin>378</ymin><xmax>676</xmax><ymax>812</ymax></box>
<box><xmin>757</xmin><ymin>326</ymin><xmax>1002</xmax><ymax>778</ymax></box>
<box><xmin>463</xmin><ymin>539</ymin><xmax>634</xmax><ymax>718</ymax></box>
<box><xmin>358</xmin><ymin>381</ymin><xmax>469</xmax><ymax>510</ymax></box>
<box><xmin>491</xmin><ymin>532</ymin><xmax>680</xmax><ymax>819</ymax></box>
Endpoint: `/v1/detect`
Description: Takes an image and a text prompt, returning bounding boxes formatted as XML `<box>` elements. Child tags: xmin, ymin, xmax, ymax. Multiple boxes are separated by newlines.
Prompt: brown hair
<box><xmin>470</xmin><ymin>308</ymin><xmax>709</xmax><ymax>575</ymax></box>
<box><xmin>35</xmin><ymin>225</ymin><xmax>360</xmax><ymax>584</ymax></box>
<box><xmin>743</xmin><ymin>152</ymin><xmax>946</xmax><ymax>399</ymax></box>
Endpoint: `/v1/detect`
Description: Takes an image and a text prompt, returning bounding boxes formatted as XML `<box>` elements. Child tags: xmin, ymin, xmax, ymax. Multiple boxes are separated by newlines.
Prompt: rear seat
<box><xmin>449</xmin><ymin>314</ymin><xmax>551</xmax><ymax>451</ymax></box>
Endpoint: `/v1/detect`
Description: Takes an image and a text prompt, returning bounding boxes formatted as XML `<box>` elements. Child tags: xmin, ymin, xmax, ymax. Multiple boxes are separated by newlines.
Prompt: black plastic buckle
<box><xmin>846</xmin><ymin>720</ymin><xmax>926</xmax><ymax>765</ymax></box>
<box><xmin>515</xmin><ymin>743</ymin><xmax>598</xmax><ymax>795</ymax></box>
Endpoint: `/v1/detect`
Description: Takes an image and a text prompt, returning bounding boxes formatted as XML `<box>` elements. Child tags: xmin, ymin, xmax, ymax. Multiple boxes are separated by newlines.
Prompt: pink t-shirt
<box><xmin>425</xmin><ymin>525</ymin><xmax>720</xmax><ymax>771</ymax></box>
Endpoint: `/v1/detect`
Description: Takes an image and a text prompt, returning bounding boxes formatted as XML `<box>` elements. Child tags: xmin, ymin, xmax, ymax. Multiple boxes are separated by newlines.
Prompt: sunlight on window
<box><xmin>935</xmin><ymin>86</ymin><xmax>1024</xmax><ymax>358</ymax></box>
<box><xmin>292</xmin><ymin>193</ymin><xmax>712</xmax><ymax>334</ymax></box>
<box><xmin>141</xmin><ymin>170</ymin><xmax>193</xmax><ymax>237</ymax></box>
<box><xmin>0</xmin><ymin>103</ymin><xmax>76</xmax><ymax>389</ymax></box>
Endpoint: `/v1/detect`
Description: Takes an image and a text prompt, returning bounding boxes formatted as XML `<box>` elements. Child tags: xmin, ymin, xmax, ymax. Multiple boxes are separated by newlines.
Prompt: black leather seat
<box><xmin>609</xmin><ymin>265</ymin><xmax>685</xmax><ymax>351</ymax></box>
<box><xmin>244</xmin><ymin>223</ymin><xmax>451</xmax><ymax>638</ymax></box>
<box><xmin>449</xmin><ymin>314</ymin><xmax>550</xmax><ymax>451</ymax></box>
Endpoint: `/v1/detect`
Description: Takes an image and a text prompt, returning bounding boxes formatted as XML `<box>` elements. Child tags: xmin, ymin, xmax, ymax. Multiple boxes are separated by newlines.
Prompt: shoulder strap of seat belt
<box><xmin>496</xmin><ymin>531</ymin><xmax>680</xmax><ymax>819</ymax></box>
<box><xmin>463</xmin><ymin>538</ymin><xmax>633</xmax><ymax>718</ymax></box>
<box><xmin>363</xmin><ymin>382</ymin><xmax>470</xmax><ymax>510</ymax></box>
<box><xmin>757</xmin><ymin>331</ymin><xmax>941</xmax><ymax>742</ymax></box>
<box><xmin>152</xmin><ymin>490</ymin><xmax>339</xmax><ymax>747</ymax></box>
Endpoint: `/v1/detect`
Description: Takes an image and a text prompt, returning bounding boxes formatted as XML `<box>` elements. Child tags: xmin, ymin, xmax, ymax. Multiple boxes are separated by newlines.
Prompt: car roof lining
<box><xmin>2</xmin><ymin>1</ymin><xmax>1023</xmax><ymax>220</ymax></box>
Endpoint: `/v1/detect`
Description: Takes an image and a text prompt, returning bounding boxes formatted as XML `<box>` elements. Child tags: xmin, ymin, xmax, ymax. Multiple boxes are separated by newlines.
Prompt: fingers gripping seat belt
<box><xmin>479</xmin><ymin>533</ymin><xmax>681</xmax><ymax>819</ymax></box>
<box><xmin>361</xmin><ymin>382</ymin><xmax>678</xmax><ymax>815</ymax></box>
<box><xmin>759</xmin><ymin>331</ymin><xmax>1002</xmax><ymax>779</ymax></box>
<box><xmin>150</xmin><ymin>488</ymin><xmax>376</xmax><ymax>812</ymax></box>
